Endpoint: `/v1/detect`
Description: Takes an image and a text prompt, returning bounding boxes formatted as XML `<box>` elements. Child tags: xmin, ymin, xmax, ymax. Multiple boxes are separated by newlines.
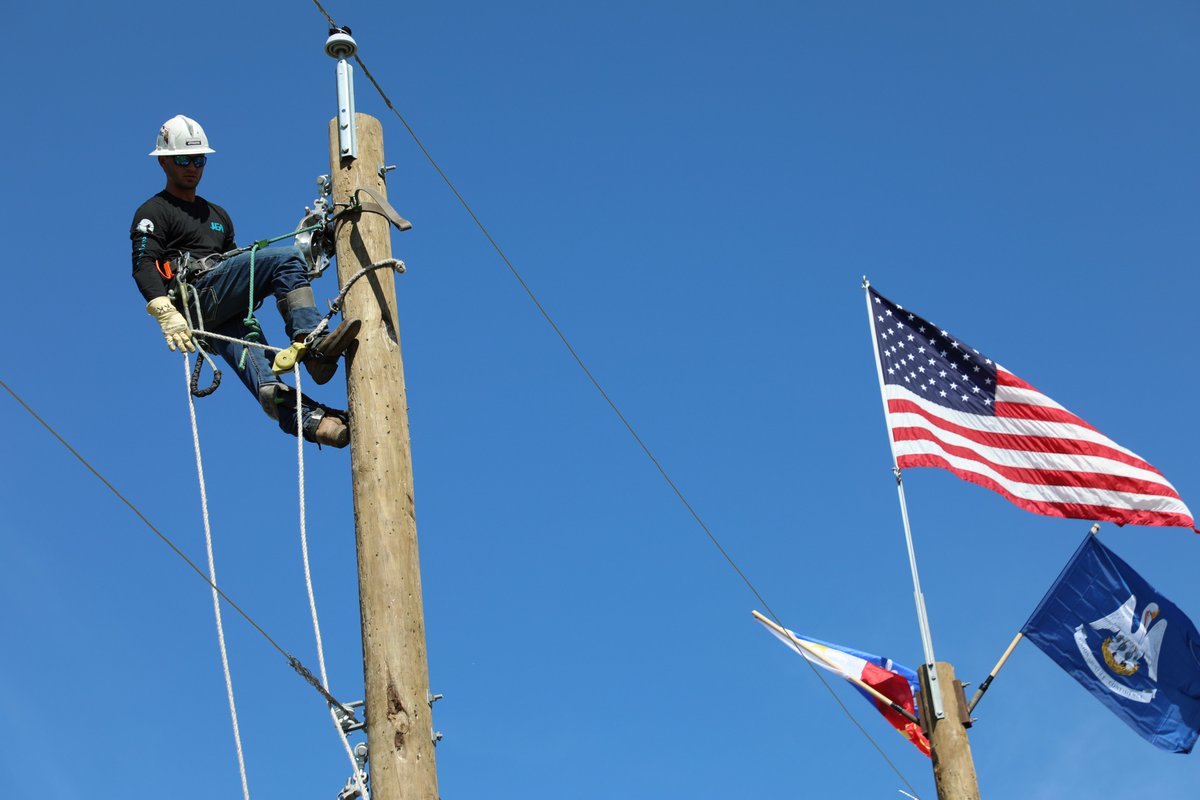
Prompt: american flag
<box><xmin>866</xmin><ymin>285</ymin><xmax>1194</xmax><ymax>529</ymax></box>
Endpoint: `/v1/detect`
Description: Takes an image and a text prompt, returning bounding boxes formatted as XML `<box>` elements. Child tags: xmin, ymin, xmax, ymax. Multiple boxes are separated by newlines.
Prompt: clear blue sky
<box><xmin>3</xmin><ymin>2</ymin><xmax>1198</xmax><ymax>797</ymax></box>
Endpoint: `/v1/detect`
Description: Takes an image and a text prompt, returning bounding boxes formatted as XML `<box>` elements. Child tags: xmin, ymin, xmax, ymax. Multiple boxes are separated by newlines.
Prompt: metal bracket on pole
<box><xmin>333</xmin><ymin>699</ymin><xmax>367</xmax><ymax>734</ymax></box>
<box><xmin>429</xmin><ymin>692</ymin><xmax>444</xmax><ymax>746</ymax></box>
<box><xmin>923</xmin><ymin>662</ymin><xmax>946</xmax><ymax>722</ymax></box>
<box><xmin>325</xmin><ymin>27</ymin><xmax>359</xmax><ymax>161</ymax></box>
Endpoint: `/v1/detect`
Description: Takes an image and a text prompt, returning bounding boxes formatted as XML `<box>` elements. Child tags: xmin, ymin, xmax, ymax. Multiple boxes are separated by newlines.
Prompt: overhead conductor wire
<box><xmin>306</xmin><ymin>3</ymin><xmax>923</xmax><ymax>795</ymax></box>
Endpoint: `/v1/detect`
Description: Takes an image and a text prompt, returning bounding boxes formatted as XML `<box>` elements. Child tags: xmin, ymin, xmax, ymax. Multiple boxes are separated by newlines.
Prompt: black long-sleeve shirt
<box><xmin>130</xmin><ymin>191</ymin><xmax>236</xmax><ymax>302</ymax></box>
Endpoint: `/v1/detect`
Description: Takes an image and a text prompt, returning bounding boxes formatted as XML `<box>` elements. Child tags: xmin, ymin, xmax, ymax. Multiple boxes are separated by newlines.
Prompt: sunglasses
<box><xmin>172</xmin><ymin>155</ymin><xmax>208</xmax><ymax>167</ymax></box>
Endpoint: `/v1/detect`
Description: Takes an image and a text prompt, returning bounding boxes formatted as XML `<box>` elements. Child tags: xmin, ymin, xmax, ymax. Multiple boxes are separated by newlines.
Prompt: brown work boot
<box><xmin>302</xmin><ymin>406</ymin><xmax>350</xmax><ymax>449</ymax></box>
<box><xmin>315</xmin><ymin>415</ymin><xmax>350</xmax><ymax>448</ymax></box>
<box><xmin>303</xmin><ymin>318</ymin><xmax>362</xmax><ymax>385</ymax></box>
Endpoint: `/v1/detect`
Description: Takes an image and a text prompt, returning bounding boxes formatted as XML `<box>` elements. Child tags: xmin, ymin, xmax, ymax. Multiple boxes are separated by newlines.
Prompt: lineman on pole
<box><xmin>131</xmin><ymin>115</ymin><xmax>359</xmax><ymax>448</ymax></box>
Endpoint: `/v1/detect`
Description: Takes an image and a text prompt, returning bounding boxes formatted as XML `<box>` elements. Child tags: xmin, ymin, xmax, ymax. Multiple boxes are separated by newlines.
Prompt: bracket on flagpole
<box><xmin>922</xmin><ymin>663</ymin><xmax>946</xmax><ymax>723</ymax></box>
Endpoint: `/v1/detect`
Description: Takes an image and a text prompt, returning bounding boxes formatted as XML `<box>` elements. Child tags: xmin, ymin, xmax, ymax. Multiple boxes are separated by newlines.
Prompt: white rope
<box><xmin>181</xmin><ymin>342</ymin><xmax>365</xmax><ymax>795</ymax></box>
<box><xmin>293</xmin><ymin>365</ymin><xmax>371</xmax><ymax>800</ymax></box>
<box><xmin>183</xmin><ymin>354</ymin><xmax>252</xmax><ymax>800</ymax></box>
<box><xmin>191</xmin><ymin>329</ymin><xmax>281</xmax><ymax>351</ymax></box>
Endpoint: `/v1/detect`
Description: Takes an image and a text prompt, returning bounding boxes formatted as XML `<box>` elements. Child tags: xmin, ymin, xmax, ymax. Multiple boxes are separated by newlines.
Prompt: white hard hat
<box><xmin>149</xmin><ymin>115</ymin><xmax>216</xmax><ymax>156</ymax></box>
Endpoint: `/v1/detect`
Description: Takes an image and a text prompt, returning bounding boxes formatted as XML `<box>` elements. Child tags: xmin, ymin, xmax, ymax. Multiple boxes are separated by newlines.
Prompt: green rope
<box><xmin>227</xmin><ymin>225</ymin><xmax>324</xmax><ymax>370</ymax></box>
<box><xmin>237</xmin><ymin>242</ymin><xmax>264</xmax><ymax>370</ymax></box>
<box><xmin>260</xmin><ymin>227</ymin><xmax>320</xmax><ymax>247</ymax></box>
<box><xmin>234</xmin><ymin>227</ymin><xmax>323</xmax><ymax>369</ymax></box>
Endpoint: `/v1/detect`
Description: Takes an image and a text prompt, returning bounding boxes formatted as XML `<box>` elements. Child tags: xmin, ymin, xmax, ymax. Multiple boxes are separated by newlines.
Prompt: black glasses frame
<box><xmin>172</xmin><ymin>155</ymin><xmax>207</xmax><ymax>167</ymax></box>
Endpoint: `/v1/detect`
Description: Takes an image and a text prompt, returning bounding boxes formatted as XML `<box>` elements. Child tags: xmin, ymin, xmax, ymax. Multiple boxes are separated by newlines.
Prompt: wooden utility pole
<box><xmin>329</xmin><ymin>113</ymin><xmax>440</xmax><ymax>800</ymax></box>
<box><xmin>919</xmin><ymin>662</ymin><xmax>980</xmax><ymax>800</ymax></box>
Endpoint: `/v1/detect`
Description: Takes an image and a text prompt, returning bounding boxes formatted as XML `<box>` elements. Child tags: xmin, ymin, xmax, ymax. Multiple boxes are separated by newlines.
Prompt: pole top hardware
<box><xmin>325</xmin><ymin>27</ymin><xmax>357</xmax><ymax>60</ymax></box>
<box><xmin>328</xmin><ymin>28</ymin><xmax>359</xmax><ymax>159</ymax></box>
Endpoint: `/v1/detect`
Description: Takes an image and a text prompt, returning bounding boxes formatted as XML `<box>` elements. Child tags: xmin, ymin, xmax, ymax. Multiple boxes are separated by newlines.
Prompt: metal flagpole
<box><xmin>862</xmin><ymin>277</ymin><xmax>945</xmax><ymax>721</ymax></box>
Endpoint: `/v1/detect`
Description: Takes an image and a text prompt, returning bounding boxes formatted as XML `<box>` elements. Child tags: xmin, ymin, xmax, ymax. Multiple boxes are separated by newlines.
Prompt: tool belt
<box><xmin>163</xmin><ymin>253</ymin><xmax>230</xmax><ymax>344</ymax></box>
<box><xmin>165</xmin><ymin>252</ymin><xmax>226</xmax><ymax>303</ymax></box>
<box><xmin>176</xmin><ymin>252</ymin><xmax>226</xmax><ymax>282</ymax></box>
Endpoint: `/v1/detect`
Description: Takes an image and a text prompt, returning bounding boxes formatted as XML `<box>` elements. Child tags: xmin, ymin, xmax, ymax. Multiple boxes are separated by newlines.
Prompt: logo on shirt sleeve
<box><xmin>137</xmin><ymin>219</ymin><xmax>155</xmax><ymax>234</ymax></box>
<box><xmin>211</xmin><ymin>221</ymin><xmax>225</xmax><ymax>233</ymax></box>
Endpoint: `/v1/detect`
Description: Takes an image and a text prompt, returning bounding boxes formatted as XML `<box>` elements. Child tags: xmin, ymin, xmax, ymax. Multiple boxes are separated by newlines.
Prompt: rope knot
<box><xmin>237</xmin><ymin>315</ymin><xmax>265</xmax><ymax>369</ymax></box>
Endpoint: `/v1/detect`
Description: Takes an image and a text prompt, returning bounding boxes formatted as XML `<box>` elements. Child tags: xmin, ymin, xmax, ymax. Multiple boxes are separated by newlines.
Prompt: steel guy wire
<box><xmin>0</xmin><ymin>375</ymin><xmax>356</xmax><ymax>719</ymax></box>
<box><xmin>304</xmin><ymin>5</ymin><xmax>925</xmax><ymax>795</ymax></box>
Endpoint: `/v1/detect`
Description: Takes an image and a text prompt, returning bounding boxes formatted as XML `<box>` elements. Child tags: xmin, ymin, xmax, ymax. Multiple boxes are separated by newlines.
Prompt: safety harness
<box><xmin>166</xmin><ymin>186</ymin><xmax>412</xmax><ymax>398</ymax></box>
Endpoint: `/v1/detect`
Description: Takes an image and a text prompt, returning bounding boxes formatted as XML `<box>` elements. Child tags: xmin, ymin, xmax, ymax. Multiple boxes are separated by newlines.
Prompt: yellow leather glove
<box><xmin>146</xmin><ymin>296</ymin><xmax>196</xmax><ymax>353</ymax></box>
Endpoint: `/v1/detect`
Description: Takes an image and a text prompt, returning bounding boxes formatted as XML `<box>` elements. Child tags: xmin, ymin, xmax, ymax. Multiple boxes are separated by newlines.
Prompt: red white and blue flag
<box><xmin>866</xmin><ymin>286</ymin><xmax>1193</xmax><ymax>529</ymax></box>
<box><xmin>757</xmin><ymin>617</ymin><xmax>931</xmax><ymax>756</ymax></box>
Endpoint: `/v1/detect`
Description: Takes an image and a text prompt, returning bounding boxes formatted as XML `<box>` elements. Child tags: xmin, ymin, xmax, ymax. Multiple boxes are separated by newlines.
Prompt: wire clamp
<box><xmin>335</xmin><ymin>742</ymin><xmax>370</xmax><ymax>800</ymax></box>
<box><xmin>333</xmin><ymin>699</ymin><xmax>367</xmax><ymax>734</ymax></box>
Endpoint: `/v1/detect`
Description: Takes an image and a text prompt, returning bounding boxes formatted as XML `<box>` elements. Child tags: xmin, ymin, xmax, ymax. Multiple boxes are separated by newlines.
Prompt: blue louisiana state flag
<box><xmin>1021</xmin><ymin>534</ymin><xmax>1200</xmax><ymax>752</ymax></box>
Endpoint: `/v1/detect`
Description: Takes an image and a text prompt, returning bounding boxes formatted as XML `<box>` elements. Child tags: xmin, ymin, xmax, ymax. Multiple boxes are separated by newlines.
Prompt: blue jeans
<box><xmin>185</xmin><ymin>246</ymin><xmax>328</xmax><ymax>437</ymax></box>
